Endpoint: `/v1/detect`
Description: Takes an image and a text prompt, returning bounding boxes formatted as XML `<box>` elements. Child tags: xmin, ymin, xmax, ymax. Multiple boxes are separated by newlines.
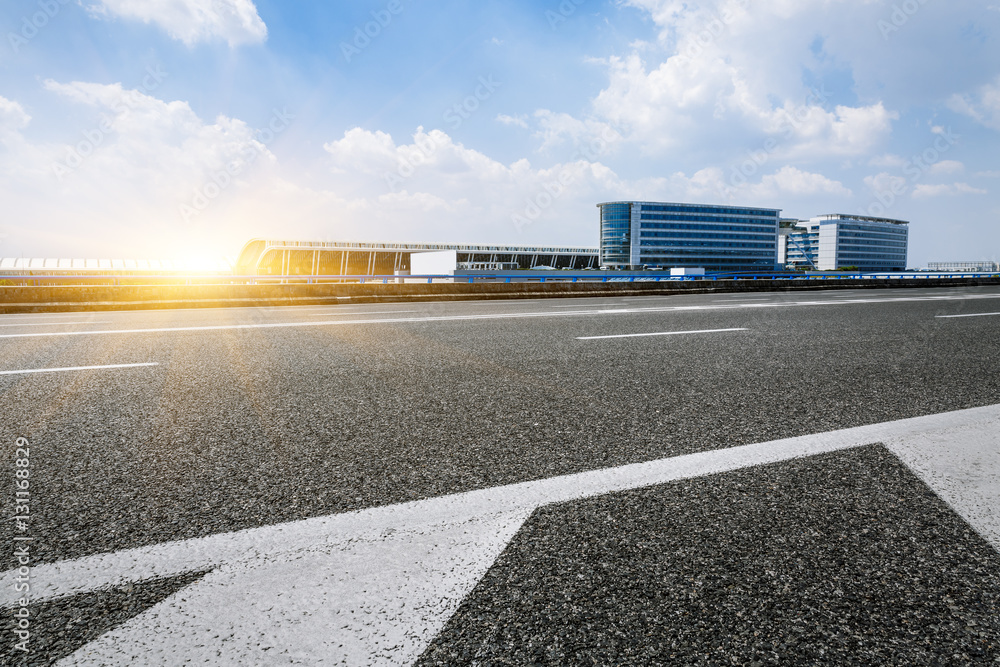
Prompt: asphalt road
<box><xmin>422</xmin><ymin>445</ymin><xmax>1000</xmax><ymax>665</ymax></box>
<box><xmin>2</xmin><ymin>286</ymin><xmax>1000</xmax><ymax>664</ymax></box>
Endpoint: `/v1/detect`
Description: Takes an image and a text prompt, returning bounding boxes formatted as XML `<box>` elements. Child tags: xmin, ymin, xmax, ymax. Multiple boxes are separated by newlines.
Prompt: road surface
<box><xmin>2</xmin><ymin>287</ymin><xmax>999</xmax><ymax>664</ymax></box>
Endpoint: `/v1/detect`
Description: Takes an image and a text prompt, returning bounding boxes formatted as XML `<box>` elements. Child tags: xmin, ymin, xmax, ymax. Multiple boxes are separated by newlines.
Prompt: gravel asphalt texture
<box><xmin>1</xmin><ymin>287</ymin><xmax>999</xmax><ymax>567</ymax></box>
<box><xmin>419</xmin><ymin>445</ymin><xmax>1000</xmax><ymax>666</ymax></box>
<box><xmin>1</xmin><ymin>286</ymin><xmax>999</xmax><ymax>664</ymax></box>
<box><xmin>2</xmin><ymin>571</ymin><xmax>206</xmax><ymax>667</ymax></box>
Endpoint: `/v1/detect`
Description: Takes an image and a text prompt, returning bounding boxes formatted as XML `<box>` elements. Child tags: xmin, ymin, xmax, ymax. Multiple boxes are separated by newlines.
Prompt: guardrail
<box><xmin>2</xmin><ymin>272</ymin><xmax>1000</xmax><ymax>287</ymax></box>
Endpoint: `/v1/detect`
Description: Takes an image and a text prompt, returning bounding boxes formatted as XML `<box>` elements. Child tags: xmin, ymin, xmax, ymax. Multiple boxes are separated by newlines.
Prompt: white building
<box><xmin>926</xmin><ymin>261</ymin><xmax>999</xmax><ymax>272</ymax></box>
<box><xmin>780</xmin><ymin>214</ymin><xmax>909</xmax><ymax>272</ymax></box>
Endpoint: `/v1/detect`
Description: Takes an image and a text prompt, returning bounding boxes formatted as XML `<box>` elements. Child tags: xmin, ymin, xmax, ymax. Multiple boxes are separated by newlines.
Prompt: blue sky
<box><xmin>1</xmin><ymin>0</ymin><xmax>999</xmax><ymax>267</ymax></box>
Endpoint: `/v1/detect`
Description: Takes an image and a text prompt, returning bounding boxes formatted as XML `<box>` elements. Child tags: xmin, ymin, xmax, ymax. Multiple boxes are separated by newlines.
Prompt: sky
<box><xmin>0</xmin><ymin>0</ymin><xmax>998</xmax><ymax>268</ymax></box>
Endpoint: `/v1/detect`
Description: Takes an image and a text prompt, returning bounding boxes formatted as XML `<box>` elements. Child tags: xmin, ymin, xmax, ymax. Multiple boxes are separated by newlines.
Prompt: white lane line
<box><xmin>0</xmin><ymin>362</ymin><xmax>159</xmax><ymax>376</ymax></box>
<box><xmin>0</xmin><ymin>315</ymin><xmax>110</xmax><ymax>322</ymax></box>
<box><xmin>306</xmin><ymin>310</ymin><xmax>418</xmax><ymax>317</ymax></box>
<box><xmin>3</xmin><ymin>292</ymin><xmax>1000</xmax><ymax>340</ymax></box>
<box><xmin>577</xmin><ymin>327</ymin><xmax>748</xmax><ymax>340</ymax></box>
<box><xmin>0</xmin><ymin>321</ymin><xmax>111</xmax><ymax>328</ymax></box>
<box><xmin>936</xmin><ymin>312</ymin><xmax>1000</xmax><ymax>319</ymax></box>
<box><xmin>2</xmin><ymin>404</ymin><xmax>995</xmax><ymax>666</ymax></box>
<box><xmin>711</xmin><ymin>301</ymin><xmax>776</xmax><ymax>306</ymax></box>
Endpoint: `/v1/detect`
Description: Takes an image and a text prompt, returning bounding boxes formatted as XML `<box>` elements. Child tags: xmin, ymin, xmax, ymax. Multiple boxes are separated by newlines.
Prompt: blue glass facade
<box><xmin>827</xmin><ymin>220</ymin><xmax>908</xmax><ymax>270</ymax></box>
<box><xmin>600</xmin><ymin>202</ymin><xmax>632</xmax><ymax>266</ymax></box>
<box><xmin>598</xmin><ymin>201</ymin><xmax>780</xmax><ymax>271</ymax></box>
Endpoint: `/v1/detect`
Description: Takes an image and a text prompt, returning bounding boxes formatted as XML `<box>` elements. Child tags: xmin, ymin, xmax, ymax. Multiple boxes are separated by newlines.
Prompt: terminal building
<box><xmin>779</xmin><ymin>214</ymin><xmax>909</xmax><ymax>271</ymax></box>
<box><xmin>926</xmin><ymin>261</ymin><xmax>998</xmax><ymax>273</ymax></box>
<box><xmin>597</xmin><ymin>201</ymin><xmax>781</xmax><ymax>272</ymax></box>
<box><xmin>233</xmin><ymin>239</ymin><xmax>599</xmax><ymax>276</ymax></box>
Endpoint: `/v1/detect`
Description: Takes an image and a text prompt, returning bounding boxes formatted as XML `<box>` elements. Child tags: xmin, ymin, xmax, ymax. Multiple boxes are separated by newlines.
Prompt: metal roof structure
<box><xmin>234</xmin><ymin>239</ymin><xmax>600</xmax><ymax>275</ymax></box>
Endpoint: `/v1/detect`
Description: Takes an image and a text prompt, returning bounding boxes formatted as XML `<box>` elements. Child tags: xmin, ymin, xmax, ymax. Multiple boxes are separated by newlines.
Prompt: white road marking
<box><xmin>61</xmin><ymin>512</ymin><xmax>531</xmax><ymax>667</ymax></box>
<box><xmin>576</xmin><ymin>328</ymin><xmax>748</xmax><ymax>340</ymax></box>
<box><xmin>0</xmin><ymin>313</ymin><xmax>109</xmax><ymax>321</ymax></box>
<box><xmin>0</xmin><ymin>321</ymin><xmax>110</xmax><ymax>328</ymax></box>
<box><xmin>0</xmin><ymin>404</ymin><xmax>994</xmax><ymax>665</ymax></box>
<box><xmin>306</xmin><ymin>310</ymin><xmax>419</xmax><ymax>316</ymax></box>
<box><xmin>936</xmin><ymin>312</ymin><xmax>1000</xmax><ymax>319</ymax></box>
<box><xmin>2</xmin><ymin>293</ymin><xmax>999</xmax><ymax>340</ymax></box>
<box><xmin>0</xmin><ymin>362</ymin><xmax>159</xmax><ymax>376</ymax></box>
<box><xmin>712</xmin><ymin>298</ymin><xmax>773</xmax><ymax>302</ymax></box>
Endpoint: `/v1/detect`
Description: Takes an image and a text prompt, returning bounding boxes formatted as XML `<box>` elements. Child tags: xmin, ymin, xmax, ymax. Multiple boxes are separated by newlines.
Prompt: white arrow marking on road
<box><xmin>64</xmin><ymin>512</ymin><xmax>532</xmax><ymax>666</ymax></box>
<box><xmin>0</xmin><ymin>405</ymin><xmax>996</xmax><ymax>665</ymax></box>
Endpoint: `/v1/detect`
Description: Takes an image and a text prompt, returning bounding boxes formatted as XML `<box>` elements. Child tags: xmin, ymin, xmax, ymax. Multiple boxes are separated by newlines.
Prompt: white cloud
<box><xmin>321</xmin><ymin>126</ymin><xmax>625</xmax><ymax>244</ymax></box>
<box><xmin>912</xmin><ymin>183</ymin><xmax>987</xmax><ymax>198</ymax></box>
<box><xmin>752</xmin><ymin>166</ymin><xmax>852</xmax><ymax>198</ymax></box>
<box><xmin>654</xmin><ymin>165</ymin><xmax>852</xmax><ymax>205</ymax></box>
<box><xmin>587</xmin><ymin>2</ymin><xmax>899</xmax><ymax>158</ymax></box>
<box><xmin>864</xmin><ymin>172</ymin><xmax>907</xmax><ymax>198</ymax></box>
<box><xmin>0</xmin><ymin>96</ymin><xmax>69</xmax><ymax>185</ymax></box>
<box><xmin>869</xmin><ymin>154</ymin><xmax>907</xmax><ymax>168</ymax></box>
<box><xmin>0</xmin><ymin>83</ymin><xmax>285</xmax><ymax>259</ymax></box>
<box><xmin>949</xmin><ymin>76</ymin><xmax>1000</xmax><ymax>130</ymax></box>
<box><xmin>89</xmin><ymin>0</ymin><xmax>267</xmax><ymax>46</ymax></box>
<box><xmin>0</xmin><ymin>96</ymin><xmax>31</xmax><ymax>134</ymax></box>
<box><xmin>762</xmin><ymin>103</ymin><xmax>898</xmax><ymax>160</ymax></box>
<box><xmin>43</xmin><ymin>79</ymin><xmax>272</xmax><ymax>194</ymax></box>
<box><xmin>927</xmin><ymin>160</ymin><xmax>964</xmax><ymax>176</ymax></box>
<box><xmin>495</xmin><ymin>113</ymin><xmax>528</xmax><ymax>129</ymax></box>
<box><xmin>531</xmin><ymin>110</ymin><xmax>622</xmax><ymax>154</ymax></box>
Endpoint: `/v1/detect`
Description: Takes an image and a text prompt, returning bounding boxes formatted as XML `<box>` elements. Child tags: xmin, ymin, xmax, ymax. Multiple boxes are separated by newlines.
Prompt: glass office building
<box><xmin>779</xmin><ymin>214</ymin><xmax>909</xmax><ymax>271</ymax></box>
<box><xmin>598</xmin><ymin>201</ymin><xmax>781</xmax><ymax>271</ymax></box>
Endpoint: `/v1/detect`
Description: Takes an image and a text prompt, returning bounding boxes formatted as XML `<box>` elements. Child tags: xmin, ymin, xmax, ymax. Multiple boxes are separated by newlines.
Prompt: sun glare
<box><xmin>173</xmin><ymin>255</ymin><xmax>233</xmax><ymax>273</ymax></box>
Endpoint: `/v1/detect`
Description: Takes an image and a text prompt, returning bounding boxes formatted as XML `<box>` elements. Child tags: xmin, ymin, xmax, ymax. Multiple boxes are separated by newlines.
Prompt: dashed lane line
<box><xmin>0</xmin><ymin>362</ymin><xmax>159</xmax><ymax>376</ymax></box>
<box><xmin>576</xmin><ymin>328</ymin><xmax>748</xmax><ymax>340</ymax></box>
<box><xmin>0</xmin><ymin>321</ymin><xmax>111</xmax><ymax>328</ymax></box>
<box><xmin>936</xmin><ymin>312</ymin><xmax>1000</xmax><ymax>319</ymax></box>
<box><xmin>1</xmin><ymin>293</ymin><xmax>999</xmax><ymax>340</ymax></box>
